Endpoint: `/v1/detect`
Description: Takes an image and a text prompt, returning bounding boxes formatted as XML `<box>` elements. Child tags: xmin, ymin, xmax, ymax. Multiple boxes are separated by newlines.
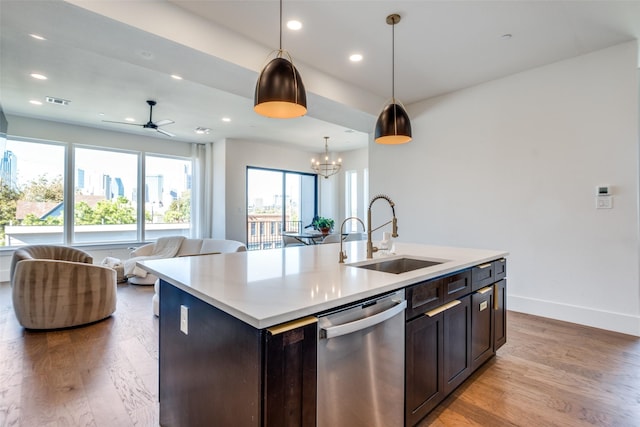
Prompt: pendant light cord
<box><xmin>391</xmin><ymin>20</ymin><xmax>395</xmax><ymax>102</ymax></box>
<box><xmin>279</xmin><ymin>0</ymin><xmax>283</xmax><ymax>51</ymax></box>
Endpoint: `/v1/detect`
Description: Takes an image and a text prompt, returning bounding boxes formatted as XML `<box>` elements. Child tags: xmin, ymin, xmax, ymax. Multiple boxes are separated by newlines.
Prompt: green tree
<box><xmin>22</xmin><ymin>175</ymin><xmax>63</xmax><ymax>202</ymax></box>
<box><xmin>90</xmin><ymin>197</ymin><xmax>136</xmax><ymax>225</ymax></box>
<box><xmin>164</xmin><ymin>192</ymin><xmax>191</xmax><ymax>223</ymax></box>
<box><xmin>22</xmin><ymin>213</ymin><xmax>63</xmax><ymax>226</ymax></box>
<box><xmin>0</xmin><ymin>183</ymin><xmax>22</xmax><ymax>245</ymax></box>
<box><xmin>74</xmin><ymin>201</ymin><xmax>94</xmax><ymax>225</ymax></box>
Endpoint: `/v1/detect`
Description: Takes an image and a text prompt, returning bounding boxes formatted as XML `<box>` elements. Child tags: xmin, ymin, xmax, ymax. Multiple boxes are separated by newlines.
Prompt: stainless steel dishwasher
<box><xmin>317</xmin><ymin>289</ymin><xmax>406</xmax><ymax>427</ymax></box>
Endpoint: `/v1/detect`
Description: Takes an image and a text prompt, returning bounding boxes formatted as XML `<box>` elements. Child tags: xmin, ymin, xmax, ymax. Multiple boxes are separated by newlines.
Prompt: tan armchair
<box><xmin>10</xmin><ymin>245</ymin><xmax>117</xmax><ymax>330</ymax></box>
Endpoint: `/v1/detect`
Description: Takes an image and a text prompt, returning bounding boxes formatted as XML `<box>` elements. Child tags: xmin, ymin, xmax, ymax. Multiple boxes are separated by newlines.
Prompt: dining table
<box><xmin>281</xmin><ymin>231</ymin><xmax>326</xmax><ymax>245</ymax></box>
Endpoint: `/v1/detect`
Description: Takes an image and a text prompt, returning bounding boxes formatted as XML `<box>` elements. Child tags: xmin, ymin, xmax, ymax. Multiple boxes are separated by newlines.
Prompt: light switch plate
<box><xmin>180</xmin><ymin>305</ymin><xmax>189</xmax><ymax>335</ymax></box>
<box><xmin>596</xmin><ymin>196</ymin><xmax>612</xmax><ymax>209</ymax></box>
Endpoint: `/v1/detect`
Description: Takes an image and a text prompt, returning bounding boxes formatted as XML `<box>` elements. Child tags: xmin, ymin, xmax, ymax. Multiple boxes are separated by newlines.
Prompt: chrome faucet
<box><xmin>367</xmin><ymin>194</ymin><xmax>398</xmax><ymax>259</ymax></box>
<box><xmin>338</xmin><ymin>216</ymin><xmax>366</xmax><ymax>263</ymax></box>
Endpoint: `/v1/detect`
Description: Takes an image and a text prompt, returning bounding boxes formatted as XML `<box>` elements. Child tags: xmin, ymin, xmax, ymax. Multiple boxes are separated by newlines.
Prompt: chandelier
<box><xmin>311</xmin><ymin>136</ymin><xmax>342</xmax><ymax>179</ymax></box>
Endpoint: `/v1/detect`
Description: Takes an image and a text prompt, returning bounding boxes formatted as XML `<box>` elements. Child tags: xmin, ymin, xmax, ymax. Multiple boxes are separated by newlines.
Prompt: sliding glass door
<box><xmin>246</xmin><ymin>167</ymin><xmax>317</xmax><ymax>250</ymax></box>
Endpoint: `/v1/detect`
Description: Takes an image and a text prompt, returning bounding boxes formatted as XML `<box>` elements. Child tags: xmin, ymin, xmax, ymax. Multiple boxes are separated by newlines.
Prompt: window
<box><xmin>73</xmin><ymin>147</ymin><xmax>138</xmax><ymax>243</ymax></box>
<box><xmin>1</xmin><ymin>139</ymin><xmax>65</xmax><ymax>246</ymax></box>
<box><xmin>0</xmin><ymin>136</ymin><xmax>193</xmax><ymax>247</ymax></box>
<box><xmin>246</xmin><ymin>167</ymin><xmax>317</xmax><ymax>250</ymax></box>
<box><xmin>144</xmin><ymin>155</ymin><xmax>192</xmax><ymax>240</ymax></box>
<box><xmin>345</xmin><ymin>170</ymin><xmax>358</xmax><ymax>232</ymax></box>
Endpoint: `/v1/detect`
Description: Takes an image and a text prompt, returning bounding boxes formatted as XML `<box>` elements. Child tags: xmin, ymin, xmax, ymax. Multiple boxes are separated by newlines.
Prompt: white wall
<box><xmin>370</xmin><ymin>41</ymin><xmax>640</xmax><ymax>336</ymax></box>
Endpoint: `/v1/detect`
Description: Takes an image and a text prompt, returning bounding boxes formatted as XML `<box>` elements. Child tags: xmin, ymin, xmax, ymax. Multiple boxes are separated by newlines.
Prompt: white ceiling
<box><xmin>2</xmin><ymin>0</ymin><xmax>640</xmax><ymax>152</ymax></box>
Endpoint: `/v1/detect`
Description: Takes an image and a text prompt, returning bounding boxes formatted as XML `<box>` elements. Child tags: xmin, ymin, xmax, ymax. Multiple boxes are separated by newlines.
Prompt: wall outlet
<box><xmin>596</xmin><ymin>196</ymin><xmax>612</xmax><ymax>209</ymax></box>
<box><xmin>180</xmin><ymin>305</ymin><xmax>189</xmax><ymax>335</ymax></box>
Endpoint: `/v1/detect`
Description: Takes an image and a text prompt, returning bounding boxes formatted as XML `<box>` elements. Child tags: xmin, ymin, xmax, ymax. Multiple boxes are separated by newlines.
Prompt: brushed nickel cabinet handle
<box><xmin>425</xmin><ymin>300</ymin><xmax>461</xmax><ymax>317</ymax></box>
<box><xmin>268</xmin><ymin>316</ymin><xmax>317</xmax><ymax>335</ymax></box>
<box><xmin>477</xmin><ymin>263</ymin><xmax>492</xmax><ymax>269</ymax></box>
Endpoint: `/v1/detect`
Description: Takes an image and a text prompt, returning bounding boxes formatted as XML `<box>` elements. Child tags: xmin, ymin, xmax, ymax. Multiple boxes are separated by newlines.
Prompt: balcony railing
<box><xmin>247</xmin><ymin>220</ymin><xmax>302</xmax><ymax>251</ymax></box>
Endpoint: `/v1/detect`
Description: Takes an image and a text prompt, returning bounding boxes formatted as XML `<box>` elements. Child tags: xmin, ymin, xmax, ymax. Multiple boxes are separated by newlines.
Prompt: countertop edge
<box><xmin>140</xmin><ymin>245</ymin><xmax>508</xmax><ymax>329</ymax></box>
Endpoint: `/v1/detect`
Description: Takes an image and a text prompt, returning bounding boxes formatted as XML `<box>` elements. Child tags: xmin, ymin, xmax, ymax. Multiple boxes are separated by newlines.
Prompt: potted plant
<box><xmin>312</xmin><ymin>216</ymin><xmax>335</xmax><ymax>235</ymax></box>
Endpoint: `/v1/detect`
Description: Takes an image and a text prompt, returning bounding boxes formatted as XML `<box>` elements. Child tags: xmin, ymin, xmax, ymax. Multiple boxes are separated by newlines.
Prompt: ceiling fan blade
<box><xmin>157</xmin><ymin>128</ymin><xmax>175</xmax><ymax>137</ymax></box>
<box><xmin>102</xmin><ymin>120</ymin><xmax>143</xmax><ymax>126</ymax></box>
<box><xmin>155</xmin><ymin>119</ymin><xmax>174</xmax><ymax>127</ymax></box>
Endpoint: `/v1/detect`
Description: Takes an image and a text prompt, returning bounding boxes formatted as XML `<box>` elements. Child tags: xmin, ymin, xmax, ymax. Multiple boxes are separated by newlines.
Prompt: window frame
<box><xmin>0</xmin><ymin>136</ymin><xmax>194</xmax><ymax>248</ymax></box>
<box><xmin>245</xmin><ymin>166</ymin><xmax>318</xmax><ymax>250</ymax></box>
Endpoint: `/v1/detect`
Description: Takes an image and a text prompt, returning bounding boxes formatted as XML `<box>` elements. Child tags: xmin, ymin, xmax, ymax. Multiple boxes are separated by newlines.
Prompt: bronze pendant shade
<box><xmin>254</xmin><ymin>54</ymin><xmax>307</xmax><ymax>119</ymax></box>
<box><xmin>253</xmin><ymin>0</ymin><xmax>307</xmax><ymax>119</ymax></box>
<box><xmin>375</xmin><ymin>102</ymin><xmax>412</xmax><ymax>144</ymax></box>
<box><xmin>375</xmin><ymin>13</ymin><xmax>412</xmax><ymax>144</ymax></box>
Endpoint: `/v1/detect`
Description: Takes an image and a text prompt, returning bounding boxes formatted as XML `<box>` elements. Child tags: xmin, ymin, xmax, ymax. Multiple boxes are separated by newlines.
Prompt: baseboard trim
<box><xmin>508</xmin><ymin>294</ymin><xmax>640</xmax><ymax>337</ymax></box>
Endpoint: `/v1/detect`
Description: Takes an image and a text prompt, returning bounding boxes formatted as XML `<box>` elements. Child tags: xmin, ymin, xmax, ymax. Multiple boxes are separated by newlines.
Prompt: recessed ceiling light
<box><xmin>125</xmin><ymin>117</ymin><xmax>136</xmax><ymax>122</ymax></box>
<box><xmin>29</xmin><ymin>100</ymin><xmax>43</xmax><ymax>105</ymax></box>
<box><xmin>221</xmin><ymin>117</ymin><xmax>231</xmax><ymax>122</ymax></box>
<box><xmin>30</xmin><ymin>73</ymin><xmax>47</xmax><ymax>80</ymax></box>
<box><xmin>29</xmin><ymin>34</ymin><xmax>46</xmax><ymax>41</ymax></box>
<box><xmin>349</xmin><ymin>53</ymin><xmax>363</xmax><ymax>62</ymax></box>
<box><xmin>171</xmin><ymin>74</ymin><xmax>183</xmax><ymax>80</ymax></box>
<box><xmin>98</xmin><ymin>112</ymin><xmax>105</xmax><ymax>116</ymax></box>
<box><xmin>287</xmin><ymin>20</ymin><xmax>302</xmax><ymax>30</ymax></box>
<box><xmin>501</xmin><ymin>34</ymin><xmax>513</xmax><ymax>40</ymax></box>
<box><xmin>195</xmin><ymin>127</ymin><xmax>211</xmax><ymax>134</ymax></box>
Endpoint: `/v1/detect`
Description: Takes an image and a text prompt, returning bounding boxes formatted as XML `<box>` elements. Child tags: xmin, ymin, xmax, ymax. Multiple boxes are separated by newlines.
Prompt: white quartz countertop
<box><xmin>139</xmin><ymin>241</ymin><xmax>508</xmax><ymax>329</ymax></box>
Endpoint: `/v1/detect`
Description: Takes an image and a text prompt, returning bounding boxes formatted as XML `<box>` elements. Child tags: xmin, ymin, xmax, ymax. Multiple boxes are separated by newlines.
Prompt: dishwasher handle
<box><xmin>320</xmin><ymin>299</ymin><xmax>407</xmax><ymax>339</ymax></box>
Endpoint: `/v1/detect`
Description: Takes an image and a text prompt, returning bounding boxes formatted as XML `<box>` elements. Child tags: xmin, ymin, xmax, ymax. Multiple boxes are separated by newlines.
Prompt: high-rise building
<box><xmin>0</xmin><ymin>150</ymin><xmax>17</xmax><ymax>189</ymax></box>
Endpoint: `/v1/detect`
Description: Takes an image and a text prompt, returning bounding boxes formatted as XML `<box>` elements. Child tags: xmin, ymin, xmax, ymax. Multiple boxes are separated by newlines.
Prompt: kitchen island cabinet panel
<box><xmin>159</xmin><ymin>280</ymin><xmax>262</xmax><ymax>427</ymax></box>
<box><xmin>264</xmin><ymin>320</ymin><xmax>317</xmax><ymax>427</ymax></box>
<box><xmin>471</xmin><ymin>287</ymin><xmax>495</xmax><ymax>371</ymax></box>
<box><xmin>406</xmin><ymin>311</ymin><xmax>444</xmax><ymax>427</ymax></box>
<box><xmin>443</xmin><ymin>295</ymin><xmax>472</xmax><ymax>395</ymax></box>
<box><xmin>494</xmin><ymin>279</ymin><xmax>507</xmax><ymax>351</ymax></box>
<box><xmin>443</xmin><ymin>270</ymin><xmax>471</xmax><ymax>303</ymax></box>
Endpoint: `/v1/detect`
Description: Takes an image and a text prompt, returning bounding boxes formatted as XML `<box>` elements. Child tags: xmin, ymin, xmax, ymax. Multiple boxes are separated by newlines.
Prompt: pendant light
<box><xmin>254</xmin><ymin>0</ymin><xmax>307</xmax><ymax>119</ymax></box>
<box><xmin>311</xmin><ymin>137</ymin><xmax>342</xmax><ymax>179</ymax></box>
<box><xmin>375</xmin><ymin>14</ymin><xmax>412</xmax><ymax>144</ymax></box>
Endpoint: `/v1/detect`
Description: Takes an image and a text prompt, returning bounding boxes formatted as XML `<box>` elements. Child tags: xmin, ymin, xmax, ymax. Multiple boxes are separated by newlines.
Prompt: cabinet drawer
<box><xmin>494</xmin><ymin>258</ymin><xmax>507</xmax><ymax>281</ymax></box>
<box><xmin>442</xmin><ymin>270</ymin><xmax>471</xmax><ymax>303</ymax></box>
<box><xmin>471</xmin><ymin>262</ymin><xmax>495</xmax><ymax>291</ymax></box>
<box><xmin>406</xmin><ymin>279</ymin><xmax>443</xmax><ymax>320</ymax></box>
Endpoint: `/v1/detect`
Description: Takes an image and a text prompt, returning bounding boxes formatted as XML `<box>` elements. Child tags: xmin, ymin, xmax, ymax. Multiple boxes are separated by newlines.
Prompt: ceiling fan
<box><xmin>103</xmin><ymin>100</ymin><xmax>175</xmax><ymax>137</ymax></box>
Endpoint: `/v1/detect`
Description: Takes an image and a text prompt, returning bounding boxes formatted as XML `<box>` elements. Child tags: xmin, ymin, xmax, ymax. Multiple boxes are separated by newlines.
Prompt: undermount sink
<box><xmin>350</xmin><ymin>257</ymin><xmax>444</xmax><ymax>274</ymax></box>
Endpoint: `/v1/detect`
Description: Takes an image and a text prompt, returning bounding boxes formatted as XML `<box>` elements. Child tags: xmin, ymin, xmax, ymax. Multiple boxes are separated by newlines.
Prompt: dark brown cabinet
<box><xmin>406</xmin><ymin>295</ymin><xmax>473</xmax><ymax>427</ymax></box>
<box><xmin>493</xmin><ymin>279</ymin><xmax>507</xmax><ymax>351</ymax></box>
<box><xmin>406</xmin><ymin>259</ymin><xmax>507</xmax><ymax>426</ymax></box>
<box><xmin>264</xmin><ymin>319</ymin><xmax>317</xmax><ymax>427</ymax></box>
<box><xmin>405</xmin><ymin>307</ymin><xmax>444</xmax><ymax>427</ymax></box>
<box><xmin>443</xmin><ymin>270</ymin><xmax>472</xmax><ymax>303</ymax></box>
<box><xmin>443</xmin><ymin>295</ymin><xmax>472</xmax><ymax>395</ymax></box>
<box><xmin>471</xmin><ymin>287</ymin><xmax>495</xmax><ymax>370</ymax></box>
<box><xmin>159</xmin><ymin>281</ymin><xmax>317</xmax><ymax>427</ymax></box>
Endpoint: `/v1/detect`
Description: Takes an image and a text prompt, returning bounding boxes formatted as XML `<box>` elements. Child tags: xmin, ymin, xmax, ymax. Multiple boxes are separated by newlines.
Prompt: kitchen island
<box><xmin>140</xmin><ymin>241</ymin><xmax>508</xmax><ymax>427</ymax></box>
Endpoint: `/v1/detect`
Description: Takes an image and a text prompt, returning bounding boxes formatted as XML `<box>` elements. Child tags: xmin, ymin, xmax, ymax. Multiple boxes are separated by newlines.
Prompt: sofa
<box><xmin>123</xmin><ymin>237</ymin><xmax>247</xmax><ymax>316</ymax></box>
<box><xmin>126</xmin><ymin>237</ymin><xmax>247</xmax><ymax>285</ymax></box>
<box><xmin>10</xmin><ymin>245</ymin><xmax>117</xmax><ymax>329</ymax></box>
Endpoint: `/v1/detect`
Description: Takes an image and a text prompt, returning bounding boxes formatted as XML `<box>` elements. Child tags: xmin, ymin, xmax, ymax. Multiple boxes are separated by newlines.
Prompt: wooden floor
<box><xmin>1</xmin><ymin>281</ymin><xmax>639</xmax><ymax>427</ymax></box>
